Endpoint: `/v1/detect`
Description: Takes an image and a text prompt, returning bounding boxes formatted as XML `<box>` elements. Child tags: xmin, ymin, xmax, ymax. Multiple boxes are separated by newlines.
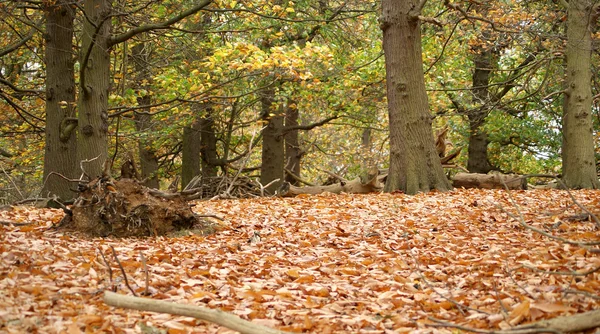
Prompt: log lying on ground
<box><xmin>452</xmin><ymin>172</ymin><xmax>527</xmax><ymax>190</ymax></box>
<box><xmin>104</xmin><ymin>291</ymin><xmax>291</xmax><ymax>334</ymax></box>
<box><xmin>279</xmin><ymin>169</ymin><xmax>383</xmax><ymax>197</ymax></box>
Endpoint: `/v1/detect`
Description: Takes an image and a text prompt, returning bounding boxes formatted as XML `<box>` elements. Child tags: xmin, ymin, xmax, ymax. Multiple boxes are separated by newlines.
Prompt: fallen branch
<box><xmin>103</xmin><ymin>291</ymin><xmax>292</xmax><ymax>334</ymax></box>
<box><xmin>428</xmin><ymin>308</ymin><xmax>600</xmax><ymax>333</ymax></box>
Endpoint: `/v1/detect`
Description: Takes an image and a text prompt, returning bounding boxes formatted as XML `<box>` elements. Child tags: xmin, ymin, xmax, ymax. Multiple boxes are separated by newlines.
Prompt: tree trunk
<box><xmin>284</xmin><ymin>100</ymin><xmax>301</xmax><ymax>185</ymax></box>
<box><xmin>77</xmin><ymin>0</ymin><xmax>112</xmax><ymax>178</ymax></box>
<box><xmin>200</xmin><ymin>107</ymin><xmax>219</xmax><ymax>178</ymax></box>
<box><xmin>467</xmin><ymin>48</ymin><xmax>494</xmax><ymax>174</ymax></box>
<box><xmin>42</xmin><ymin>0</ymin><xmax>77</xmax><ymax>201</ymax></box>
<box><xmin>562</xmin><ymin>0</ymin><xmax>599</xmax><ymax>189</ymax></box>
<box><xmin>181</xmin><ymin>116</ymin><xmax>201</xmax><ymax>190</ymax></box>
<box><xmin>260</xmin><ymin>89</ymin><xmax>285</xmax><ymax>194</ymax></box>
<box><xmin>381</xmin><ymin>0</ymin><xmax>451</xmax><ymax>194</ymax></box>
<box><xmin>131</xmin><ymin>42</ymin><xmax>159</xmax><ymax>189</ymax></box>
<box><xmin>134</xmin><ymin>111</ymin><xmax>160</xmax><ymax>188</ymax></box>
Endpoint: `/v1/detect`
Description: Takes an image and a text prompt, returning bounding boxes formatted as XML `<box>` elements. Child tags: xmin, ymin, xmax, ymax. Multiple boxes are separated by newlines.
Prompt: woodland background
<box><xmin>1</xmin><ymin>1</ymin><xmax>600</xmax><ymax>333</ymax></box>
<box><xmin>0</xmin><ymin>0</ymin><xmax>598</xmax><ymax>201</ymax></box>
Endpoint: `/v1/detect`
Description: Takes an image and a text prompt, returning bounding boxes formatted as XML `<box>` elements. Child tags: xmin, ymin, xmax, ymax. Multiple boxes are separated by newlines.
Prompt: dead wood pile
<box><xmin>183</xmin><ymin>175</ymin><xmax>264</xmax><ymax>199</ymax></box>
<box><xmin>59</xmin><ymin>177</ymin><xmax>209</xmax><ymax>238</ymax></box>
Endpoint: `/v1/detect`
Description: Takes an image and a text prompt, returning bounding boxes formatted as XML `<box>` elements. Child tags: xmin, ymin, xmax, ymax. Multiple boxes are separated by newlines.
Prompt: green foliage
<box><xmin>0</xmin><ymin>0</ymin><xmax>596</xmax><ymax>199</ymax></box>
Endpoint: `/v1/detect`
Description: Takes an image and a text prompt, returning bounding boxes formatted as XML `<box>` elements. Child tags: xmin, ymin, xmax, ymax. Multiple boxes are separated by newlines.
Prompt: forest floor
<box><xmin>1</xmin><ymin>188</ymin><xmax>599</xmax><ymax>333</ymax></box>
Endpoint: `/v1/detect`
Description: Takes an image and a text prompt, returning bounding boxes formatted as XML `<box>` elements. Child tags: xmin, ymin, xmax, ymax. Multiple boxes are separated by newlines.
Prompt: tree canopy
<box><xmin>0</xmin><ymin>0</ymin><xmax>598</xmax><ymax>201</ymax></box>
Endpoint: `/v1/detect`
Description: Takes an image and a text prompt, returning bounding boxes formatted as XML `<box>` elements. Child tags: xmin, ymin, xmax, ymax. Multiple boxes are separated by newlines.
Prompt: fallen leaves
<box><xmin>0</xmin><ymin>188</ymin><xmax>599</xmax><ymax>333</ymax></box>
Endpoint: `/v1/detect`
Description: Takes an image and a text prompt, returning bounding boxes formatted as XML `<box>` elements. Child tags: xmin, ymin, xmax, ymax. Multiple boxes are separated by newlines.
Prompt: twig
<box><xmin>98</xmin><ymin>248</ymin><xmax>114</xmax><ymax>290</ymax></box>
<box><xmin>110</xmin><ymin>245</ymin><xmax>137</xmax><ymax>296</ymax></box>
<box><xmin>0</xmin><ymin>163</ymin><xmax>24</xmax><ymax>200</ymax></box>
<box><xmin>284</xmin><ymin>168</ymin><xmax>316</xmax><ymax>186</ymax></box>
<box><xmin>217</xmin><ymin>128</ymin><xmax>263</xmax><ymax>199</ymax></box>
<box><xmin>140</xmin><ymin>251</ymin><xmax>149</xmax><ymax>296</ymax></box>
<box><xmin>195</xmin><ymin>214</ymin><xmax>225</xmax><ymax>221</ymax></box>
<box><xmin>519</xmin><ymin>263</ymin><xmax>600</xmax><ymax>277</ymax></box>
<box><xmin>520</xmin><ymin>174</ymin><xmax>600</xmax><ymax>229</ymax></box>
<box><xmin>427</xmin><ymin>317</ymin><xmax>561</xmax><ymax>334</ymax></box>
<box><xmin>80</xmin><ymin>154</ymin><xmax>102</xmax><ymax>181</ymax></box>
<box><xmin>259</xmin><ymin>178</ymin><xmax>281</xmax><ymax>197</ymax></box>
<box><xmin>492</xmin><ymin>201</ymin><xmax>600</xmax><ymax>247</ymax></box>
<box><xmin>563</xmin><ymin>289</ymin><xmax>600</xmax><ymax>300</ymax></box>
<box><xmin>407</xmin><ymin>251</ymin><xmax>485</xmax><ymax>316</ymax></box>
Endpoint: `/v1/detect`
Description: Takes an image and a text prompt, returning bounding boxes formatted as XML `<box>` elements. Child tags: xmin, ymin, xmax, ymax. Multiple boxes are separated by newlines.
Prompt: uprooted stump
<box><xmin>59</xmin><ymin>177</ymin><xmax>209</xmax><ymax>237</ymax></box>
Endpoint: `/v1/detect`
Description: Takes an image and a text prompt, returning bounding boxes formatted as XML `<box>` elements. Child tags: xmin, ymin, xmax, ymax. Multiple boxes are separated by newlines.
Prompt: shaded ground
<box><xmin>0</xmin><ymin>189</ymin><xmax>599</xmax><ymax>333</ymax></box>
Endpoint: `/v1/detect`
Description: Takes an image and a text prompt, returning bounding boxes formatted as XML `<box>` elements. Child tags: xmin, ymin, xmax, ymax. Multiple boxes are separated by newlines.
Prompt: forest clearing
<box><xmin>1</xmin><ymin>188</ymin><xmax>599</xmax><ymax>333</ymax></box>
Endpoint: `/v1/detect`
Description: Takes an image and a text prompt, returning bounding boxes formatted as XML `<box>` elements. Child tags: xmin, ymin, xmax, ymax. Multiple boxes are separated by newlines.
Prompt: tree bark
<box><xmin>103</xmin><ymin>291</ymin><xmax>290</xmax><ymax>334</ymax></box>
<box><xmin>42</xmin><ymin>0</ymin><xmax>77</xmax><ymax>200</ymax></box>
<box><xmin>181</xmin><ymin>116</ymin><xmax>202</xmax><ymax>190</ymax></box>
<box><xmin>467</xmin><ymin>46</ymin><xmax>494</xmax><ymax>174</ymax></box>
<box><xmin>562</xmin><ymin>0</ymin><xmax>599</xmax><ymax>189</ymax></box>
<box><xmin>260</xmin><ymin>88</ymin><xmax>285</xmax><ymax>194</ymax></box>
<box><xmin>77</xmin><ymin>0</ymin><xmax>112</xmax><ymax>178</ymax></box>
<box><xmin>284</xmin><ymin>99</ymin><xmax>301</xmax><ymax>185</ymax></box>
<box><xmin>200</xmin><ymin>107</ymin><xmax>219</xmax><ymax>178</ymax></box>
<box><xmin>381</xmin><ymin>0</ymin><xmax>451</xmax><ymax>194</ymax></box>
<box><xmin>131</xmin><ymin>42</ymin><xmax>159</xmax><ymax>189</ymax></box>
<box><xmin>452</xmin><ymin>172</ymin><xmax>526</xmax><ymax>190</ymax></box>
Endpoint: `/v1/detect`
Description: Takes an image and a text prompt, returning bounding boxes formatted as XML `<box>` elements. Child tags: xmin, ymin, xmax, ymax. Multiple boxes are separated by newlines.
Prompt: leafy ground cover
<box><xmin>1</xmin><ymin>189</ymin><xmax>599</xmax><ymax>333</ymax></box>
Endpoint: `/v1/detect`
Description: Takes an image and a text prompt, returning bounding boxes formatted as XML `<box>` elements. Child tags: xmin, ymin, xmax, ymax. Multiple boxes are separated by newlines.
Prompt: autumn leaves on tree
<box><xmin>0</xmin><ymin>0</ymin><xmax>599</xmax><ymax>203</ymax></box>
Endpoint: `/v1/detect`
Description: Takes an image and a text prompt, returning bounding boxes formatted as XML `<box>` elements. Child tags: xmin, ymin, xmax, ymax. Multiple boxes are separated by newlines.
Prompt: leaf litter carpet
<box><xmin>1</xmin><ymin>189</ymin><xmax>599</xmax><ymax>333</ymax></box>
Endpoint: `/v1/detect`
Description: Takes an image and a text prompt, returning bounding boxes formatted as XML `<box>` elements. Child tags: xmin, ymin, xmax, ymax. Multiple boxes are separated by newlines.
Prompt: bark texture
<box><xmin>131</xmin><ymin>42</ymin><xmax>159</xmax><ymax>189</ymax></box>
<box><xmin>562</xmin><ymin>0</ymin><xmax>599</xmax><ymax>189</ymax></box>
<box><xmin>200</xmin><ymin>109</ymin><xmax>219</xmax><ymax>178</ymax></box>
<box><xmin>381</xmin><ymin>0</ymin><xmax>451</xmax><ymax>194</ymax></box>
<box><xmin>260</xmin><ymin>89</ymin><xmax>285</xmax><ymax>194</ymax></box>
<box><xmin>467</xmin><ymin>48</ymin><xmax>494</xmax><ymax>173</ymax></box>
<box><xmin>284</xmin><ymin>100</ymin><xmax>301</xmax><ymax>185</ymax></box>
<box><xmin>452</xmin><ymin>172</ymin><xmax>526</xmax><ymax>190</ymax></box>
<box><xmin>181</xmin><ymin>117</ymin><xmax>201</xmax><ymax>190</ymax></box>
<box><xmin>77</xmin><ymin>0</ymin><xmax>112</xmax><ymax>178</ymax></box>
<box><xmin>43</xmin><ymin>0</ymin><xmax>77</xmax><ymax>200</ymax></box>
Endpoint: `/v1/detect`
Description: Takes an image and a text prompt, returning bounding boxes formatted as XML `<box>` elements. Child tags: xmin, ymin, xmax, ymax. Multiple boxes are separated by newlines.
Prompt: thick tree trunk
<box><xmin>77</xmin><ymin>0</ymin><xmax>112</xmax><ymax>178</ymax></box>
<box><xmin>260</xmin><ymin>89</ymin><xmax>285</xmax><ymax>194</ymax></box>
<box><xmin>562</xmin><ymin>0</ymin><xmax>599</xmax><ymax>189</ymax></box>
<box><xmin>467</xmin><ymin>48</ymin><xmax>494</xmax><ymax>174</ymax></box>
<box><xmin>42</xmin><ymin>0</ymin><xmax>77</xmax><ymax>200</ymax></box>
<box><xmin>381</xmin><ymin>0</ymin><xmax>451</xmax><ymax>194</ymax></box>
<box><xmin>181</xmin><ymin>117</ymin><xmax>201</xmax><ymax>190</ymax></box>
<box><xmin>284</xmin><ymin>100</ymin><xmax>301</xmax><ymax>185</ymax></box>
<box><xmin>131</xmin><ymin>42</ymin><xmax>159</xmax><ymax>189</ymax></box>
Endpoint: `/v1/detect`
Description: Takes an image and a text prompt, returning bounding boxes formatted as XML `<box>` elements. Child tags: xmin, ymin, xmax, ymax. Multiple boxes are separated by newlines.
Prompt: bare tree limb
<box><xmin>109</xmin><ymin>0</ymin><xmax>213</xmax><ymax>46</ymax></box>
<box><xmin>103</xmin><ymin>291</ymin><xmax>292</xmax><ymax>334</ymax></box>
